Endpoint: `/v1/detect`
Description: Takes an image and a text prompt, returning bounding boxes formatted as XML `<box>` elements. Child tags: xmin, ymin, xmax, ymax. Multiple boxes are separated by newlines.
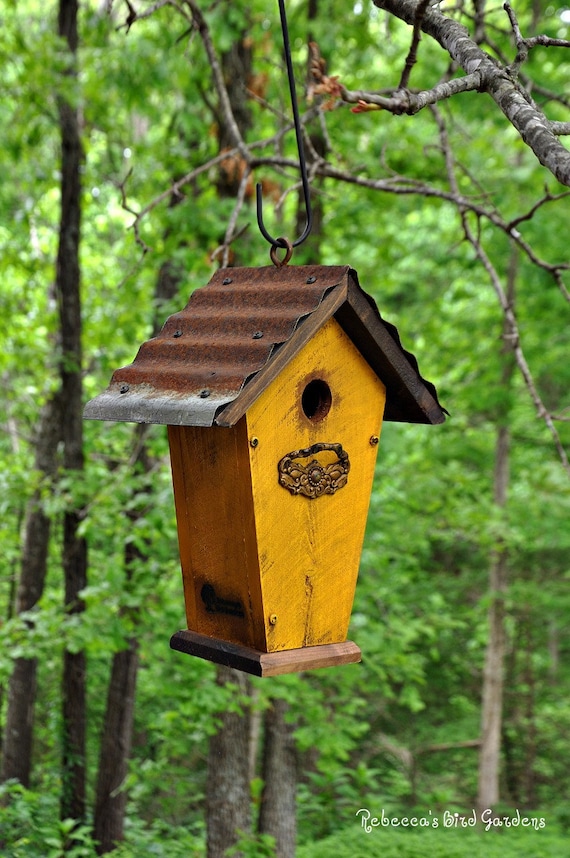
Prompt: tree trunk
<box><xmin>477</xmin><ymin>252</ymin><xmax>516</xmax><ymax>813</ymax></box>
<box><xmin>258</xmin><ymin>698</ymin><xmax>297</xmax><ymax>858</ymax></box>
<box><xmin>206</xmin><ymin>667</ymin><xmax>252</xmax><ymax>858</ymax></box>
<box><xmin>477</xmin><ymin>439</ymin><xmax>508</xmax><ymax>811</ymax></box>
<box><xmin>93</xmin><ymin>642</ymin><xmax>139</xmax><ymax>853</ymax></box>
<box><xmin>92</xmin><ymin>469</ymin><xmax>151</xmax><ymax>851</ymax></box>
<box><xmin>57</xmin><ymin>0</ymin><xmax>88</xmax><ymax>829</ymax></box>
<box><xmin>93</xmin><ymin>238</ymin><xmax>182</xmax><ymax>852</ymax></box>
<box><xmin>0</xmin><ymin>393</ymin><xmax>63</xmax><ymax>788</ymax></box>
<box><xmin>522</xmin><ymin>614</ymin><xmax>537</xmax><ymax>808</ymax></box>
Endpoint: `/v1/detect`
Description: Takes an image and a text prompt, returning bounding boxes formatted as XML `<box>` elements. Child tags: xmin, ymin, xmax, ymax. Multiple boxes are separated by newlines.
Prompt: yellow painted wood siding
<box><xmin>245</xmin><ymin>317</ymin><xmax>386</xmax><ymax>651</ymax></box>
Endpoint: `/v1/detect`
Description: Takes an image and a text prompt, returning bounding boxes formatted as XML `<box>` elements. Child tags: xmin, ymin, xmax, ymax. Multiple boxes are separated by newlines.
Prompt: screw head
<box><xmin>269</xmin><ymin>614</ymin><xmax>278</xmax><ymax>626</ymax></box>
<box><xmin>250</xmin><ymin>437</ymin><xmax>259</xmax><ymax>448</ymax></box>
<box><xmin>306</xmin><ymin>276</ymin><xmax>317</xmax><ymax>284</ymax></box>
<box><xmin>370</xmin><ymin>435</ymin><xmax>379</xmax><ymax>446</ymax></box>
<box><xmin>252</xmin><ymin>330</ymin><xmax>263</xmax><ymax>339</ymax></box>
<box><xmin>173</xmin><ymin>330</ymin><xmax>183</xmax><ymax>338</ymax></box>
<box><xmin>222</xmin><ymin>277</ymin><xmax>233</xmax><ymax>285</ymax></box>
<box><xmin>119</xmin><ymin>384</ymin><xmax>129</xmax><ymax>394</ymax></box>
<box><xmin>199</xmin><ymin>389</ymin><xmax>211</xmax><ymax>398</ymax></box>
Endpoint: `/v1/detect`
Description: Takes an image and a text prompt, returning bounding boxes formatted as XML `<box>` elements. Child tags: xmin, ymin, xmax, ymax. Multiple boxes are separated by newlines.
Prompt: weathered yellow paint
<box><xmin>245</xmin><ymin>317</ymin><xmax>386</xmax><ymax>651</ymax></box>
<box><xmin>168</xmin><ymin>317</ymin><xmax>386</xmax><ymax>654</ymax></box>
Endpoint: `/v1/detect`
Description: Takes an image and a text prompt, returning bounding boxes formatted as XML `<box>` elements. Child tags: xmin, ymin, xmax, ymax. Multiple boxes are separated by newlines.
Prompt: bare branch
<box><xmin>315</xmin><ymin>156</ymin><xmax>569</xmax><ymax>293</ymax></box>
<box><xmin>373</xmin><ymin>0</ymin><xmax>570</xmax><ymax>186</ymax></box>
<box><xmin>116</xmin><ymin>0</ymin><xmax>187</xmax><ymax>31</ymax></box>
<box><xmin>342</xmin><ymin>73</ymin><xmax>483</xmax><ymax>115</ymax></box>
<box><xmin>212</xmin><ymin>165</ymin><xmax>252</xmax><ymax>268</ymax></box>
<box><xmin>398</xmin><ymin>0</ymin><xmax>431</xmax><ymax>90</ymax></box>
<box><xmin>434</xmin><ymin>107</ymin><xmax>570</xmax><ymax>475</ymax></box>
<box><xmin>111</xmin><ymin>0</ymin><xmax>570</xmax><ymax>474</ymax></box>
<box><xmin>505</xmin><ymin>1</ymin><xmax>570</xmax><ymax>77</ymax></box>
<box><xmin>185</xmin><ymin>0</ymin><xmax>249</xmax><ymax>160</ymax></box>
<box><xmin>506</xmin><ymin>188</ymin><xmax>570</xmax><ymax>231</ymax></box>
<box><xmin>551</xmin><ymin>122</ymin><xmax>570</xmax><ymax>137</ymax></box>
<box><xmin>116</xmin><ymin>167</ymin><xmax>150</xmax><ymax>254</ymax></box>
<box><xmin>553</xmin><ymin>407</ymin><xmax>570</xmax><ymax>423</ymax></box>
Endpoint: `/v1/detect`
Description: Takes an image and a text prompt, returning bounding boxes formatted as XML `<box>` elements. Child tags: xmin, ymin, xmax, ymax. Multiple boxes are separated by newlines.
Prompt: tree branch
<box><xmin>398</xmin><ymin>0</ymin><xmax>431</xmax><ymax>90</ymax></box>
<box><xmin>373</xmin><ymin>0</ymin><xmax>570</xmax><ymax>187</ymax></box>
<box><xmin>342</xmin><ymin>73</ymin><xmax>483</xmax><ymax>115</ymax></box>
<box><xmin>434</xmin><ymin>107</ymin><xmax>570</xmax><ymax>474</ymax></box>
<box><xmin>115</xmin><ymin>0</ymin><xmax>188</xmax><ymax>31</ymax></box>
<box><xmin>212</xmin><ymin>165</ymin><xmax>252</xmax><ymax>268</ymax></box>
<box><xmin>185</xmin><ymin>0</ymin><xmax>249</xmax><ymax>160</ymax></box>
<box><xmin>504</xmin><ymin>1</ymin><xmax>570</xmax><ymax>77</ymax></box>
<box><xmin>112</xmin><ymin>0</ymin><xmax>570</xmax><ymax>471</ymax></box>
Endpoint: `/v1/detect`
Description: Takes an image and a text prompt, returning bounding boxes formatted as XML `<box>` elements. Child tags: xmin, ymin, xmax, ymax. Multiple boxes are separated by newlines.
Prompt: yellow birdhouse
<box><xmin>84</xmin><ymin>265</ymin><xmax>446</xmax><ymax>676</ymax></box>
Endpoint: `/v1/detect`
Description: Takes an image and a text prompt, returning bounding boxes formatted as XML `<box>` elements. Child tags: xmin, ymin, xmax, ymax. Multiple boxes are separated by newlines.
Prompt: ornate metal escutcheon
<box><xmin>277</xmin><ymin>442</ymin><xmax>350</xmax><ymax>499</ymax></box>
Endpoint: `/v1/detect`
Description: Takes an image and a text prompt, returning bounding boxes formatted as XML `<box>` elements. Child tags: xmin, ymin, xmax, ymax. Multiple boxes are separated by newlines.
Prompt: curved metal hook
<box><xmin>256</xmin><ymin>0</ymin><xmax>312</xmax><ymax>251</ymax></box>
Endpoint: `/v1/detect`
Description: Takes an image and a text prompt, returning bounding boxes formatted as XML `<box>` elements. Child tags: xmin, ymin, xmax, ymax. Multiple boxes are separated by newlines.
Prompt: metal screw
<box><xmin>199</xmin><ymin>389</ymin><xmax>211</xmax><ymax>398</ymax></box>
<box><xmin>250</xmin><ymin>437</ymin><xmax>259</xmax><ymax>449</ymax></box>
<box><xmin>370</xmin><ymin>435</ymin><xmax>379</xmax><ymax>446</ymax></box>
<box><xmin>252</xmin><ymin>330</ymin><xmax>263</xmax><ymax>339</ymax></box>
<box><xmin>119</xmin><ymin>384</ymin><xmax>129</xmax><ymax>394</ymax></box>
<box><xmin>222</xmin><ymin>277</ymin><xmax>233</xmax><ymax>285</ymax></box>
<box><xmin>269</xmin><ymin>614</ymin><xmax>278</xmax><ymax>625</ymax></box>
<box><xmin>173</xmin><ymin>330</ymin><xmax>182</xmax><ymax>338</ymax></box>
<box><xmin>306</xmin><ymin>276</ymin><xmax>317</xmax><ymax>284</ymax></box>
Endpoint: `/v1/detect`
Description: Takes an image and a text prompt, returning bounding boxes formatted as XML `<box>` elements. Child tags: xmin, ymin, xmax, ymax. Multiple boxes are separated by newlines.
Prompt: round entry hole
<box><xmin>301</xmin><ymin>379</ymin><xmax>332</xmax><ymax>422</ymax></box>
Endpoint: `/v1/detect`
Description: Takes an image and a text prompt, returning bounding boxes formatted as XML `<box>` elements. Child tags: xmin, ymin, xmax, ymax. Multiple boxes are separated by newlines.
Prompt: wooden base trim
<box><xmin>170</xmin><ymin>630</ymin><xmax>361</xmax><ymax>677</ymax></box>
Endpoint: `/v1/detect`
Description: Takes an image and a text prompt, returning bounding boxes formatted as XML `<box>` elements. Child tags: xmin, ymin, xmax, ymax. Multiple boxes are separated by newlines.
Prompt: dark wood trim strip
<box><xmin>170</xmin><ymin>630</ymin><xmax>361</xmax><ymax>676</ymax></box>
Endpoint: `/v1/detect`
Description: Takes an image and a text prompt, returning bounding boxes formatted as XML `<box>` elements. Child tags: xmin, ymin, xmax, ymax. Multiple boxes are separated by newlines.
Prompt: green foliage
<box><xmin>0</xmin><ymin>782</ymin><xmax>97</xmax><ymax>858</ymax></box>
<box><xmin>111</xmin><ymin>818</ymin><xmax>204</xmax><ymax>858</ymax></box>
<box><xmin>0</xmin><ymin>780</ymin><xmax>207</xmax><ymax>857</ymax></box>
<box><xmin>298</xmin><ymin>822</ymin><xmax>569</xmax><ymax>858</ymax></box>
<box><xmin>1</xmin><ymin>0</ymin><xmax>569</xmax><ymax>854</ymax></box>
<box><xmin>224</xmin><ymin>830</ymin><xmax>276</xmax><ymax>858</ymax></box>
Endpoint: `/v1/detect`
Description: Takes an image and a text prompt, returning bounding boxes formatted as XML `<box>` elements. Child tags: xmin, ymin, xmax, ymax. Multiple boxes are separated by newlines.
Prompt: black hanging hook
<box><xmin>256</xmin><ymin>0</ymin><xmax>312</xmax><ymax>256</ymax></box>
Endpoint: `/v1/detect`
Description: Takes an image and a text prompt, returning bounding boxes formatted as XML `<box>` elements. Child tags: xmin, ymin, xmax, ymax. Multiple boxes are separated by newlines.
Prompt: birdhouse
<box><xmin>84</xmin><ymin>265</ymin><xmax>445</xmax><ymax>676</ymax></box>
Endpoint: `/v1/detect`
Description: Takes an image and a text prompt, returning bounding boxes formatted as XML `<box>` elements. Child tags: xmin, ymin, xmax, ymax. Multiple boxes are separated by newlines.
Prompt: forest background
<box><xmin>0</xmin><ymin>0</ymin><xmax>569</xmax><ymax>856</ymax></box>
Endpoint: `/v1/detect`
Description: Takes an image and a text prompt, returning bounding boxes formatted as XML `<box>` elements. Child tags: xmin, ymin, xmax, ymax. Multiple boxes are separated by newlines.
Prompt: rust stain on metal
<box><xmin>112</xmin><ymin>266</ymin><xmax>344</xmax><ymax>397</ymax></box>
<box><xmin>84</xmin><ymin>263</ymin><xmax>447</xmax><ymax>428</ymax></box>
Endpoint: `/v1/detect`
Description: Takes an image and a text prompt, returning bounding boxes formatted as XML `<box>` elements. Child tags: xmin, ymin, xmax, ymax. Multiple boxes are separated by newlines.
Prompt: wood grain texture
<box><xmin>167</xmin><ymin>317</ymin><xmax>385</xmax><ymax>659</ymax></box>
<box><xmin>245</xmin><ymin>317</ymin><xmax>386</xmax><ymax>652</ymax></box>
<box><xmin>170</xmin><ymin>630</ymin><xmax>361</xmax><ymax>677</ymax></box>
<box><xmin>167</xmin><ymin>421</ymin><xmax>266</xmax><ymax>650</ymax></box>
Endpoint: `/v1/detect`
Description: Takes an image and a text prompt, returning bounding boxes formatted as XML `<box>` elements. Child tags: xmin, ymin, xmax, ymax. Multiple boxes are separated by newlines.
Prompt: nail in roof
<box><xmin>84</xmin><ymin>265</ymin><xmax>447</xmax><ymax>428</ymax></box>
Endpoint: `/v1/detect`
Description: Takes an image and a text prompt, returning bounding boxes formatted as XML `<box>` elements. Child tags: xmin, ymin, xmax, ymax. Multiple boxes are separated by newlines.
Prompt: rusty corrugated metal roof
<box><xmin>84</xmin><ymin>264</ymin><xmax>446</xmax><ymax>427</ymax></box>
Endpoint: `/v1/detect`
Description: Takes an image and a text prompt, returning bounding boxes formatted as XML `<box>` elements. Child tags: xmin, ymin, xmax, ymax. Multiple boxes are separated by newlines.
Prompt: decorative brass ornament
<box><xmin>277</xmin><ymin>442</ymin><xmax>350</xmax><ymax>499</ymax></box>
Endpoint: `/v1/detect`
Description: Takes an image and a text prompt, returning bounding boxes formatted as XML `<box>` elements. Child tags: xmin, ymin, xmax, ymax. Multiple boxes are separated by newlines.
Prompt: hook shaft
<box><xmin>256</xmin><ymin>0</ymin><xmax>312</xmax><ymax>251</ymax></box>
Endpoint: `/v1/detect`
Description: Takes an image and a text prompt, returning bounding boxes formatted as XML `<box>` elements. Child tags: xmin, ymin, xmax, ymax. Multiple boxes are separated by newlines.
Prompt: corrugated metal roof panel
<box><xmin>84</xmin><ymin>265</ymin><xmax>348</xmax><ymax>425</ymax></box>
<box><xmin>84</xmin><ymin>264</ymin><xmax>447</xmax><ymax>428</ymax></box>
<box><xmin>84</xmin><ymin>385</ymin><xmax>231</xmax><ymax>427</ymax></box>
